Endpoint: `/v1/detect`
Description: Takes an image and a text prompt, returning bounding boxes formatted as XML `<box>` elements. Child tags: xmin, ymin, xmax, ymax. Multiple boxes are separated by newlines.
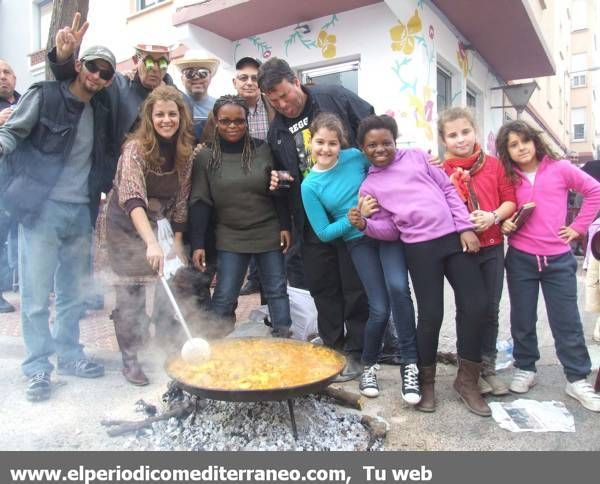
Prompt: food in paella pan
<box><xmin>167</xmin><ymin>338</ymin><xmax>345</xmax><ymax>391</ymax></box>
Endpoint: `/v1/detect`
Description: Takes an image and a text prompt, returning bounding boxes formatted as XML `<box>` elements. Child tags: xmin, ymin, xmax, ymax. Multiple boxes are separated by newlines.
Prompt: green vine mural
<box><xmin>284</xmin><ymin>14</ymin><xmax>339</xmax><ymax>59</ymax></box>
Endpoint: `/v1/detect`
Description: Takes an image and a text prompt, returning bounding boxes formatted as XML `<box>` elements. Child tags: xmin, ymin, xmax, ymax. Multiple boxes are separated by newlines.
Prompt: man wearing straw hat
<box><xmin>173</xmin><ymin>54</ymin><xmax>219</xmax><ymax>140</ymax></box>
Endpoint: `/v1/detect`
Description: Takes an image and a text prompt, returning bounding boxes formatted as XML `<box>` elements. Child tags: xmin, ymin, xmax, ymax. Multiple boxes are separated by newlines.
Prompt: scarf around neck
<box><xmin>442</xmin><ymin>144</ymin><xmax>485</xmax><ymax>212</ymax></box>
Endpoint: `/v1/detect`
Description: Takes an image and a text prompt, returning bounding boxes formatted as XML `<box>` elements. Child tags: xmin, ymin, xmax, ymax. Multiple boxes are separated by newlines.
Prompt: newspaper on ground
<box><xmin>489</xmin><ymin>399</ymin><xmax>575</xmax><ymax>432</ymax></box>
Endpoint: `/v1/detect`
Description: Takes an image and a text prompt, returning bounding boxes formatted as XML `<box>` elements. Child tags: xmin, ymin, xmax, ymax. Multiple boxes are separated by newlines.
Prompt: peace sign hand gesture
<box><xmin>55</xmin><ymin>12</ymin><xmax>90</xmax><ymax>62</ymax></box>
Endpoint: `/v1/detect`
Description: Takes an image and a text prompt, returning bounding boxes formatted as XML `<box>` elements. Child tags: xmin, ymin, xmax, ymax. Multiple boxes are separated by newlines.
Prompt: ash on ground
<box><xmin>133</xmin><ymin>395</ymin><xmax>383</xmax><ymax>451</ymax></box>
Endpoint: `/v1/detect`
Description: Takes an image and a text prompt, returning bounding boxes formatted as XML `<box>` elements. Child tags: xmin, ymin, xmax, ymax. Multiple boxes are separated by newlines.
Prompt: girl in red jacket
<box><xmin>439</xmin><ymin>107</ymin><xmax>516</xmax><ymax>395</ymax></box>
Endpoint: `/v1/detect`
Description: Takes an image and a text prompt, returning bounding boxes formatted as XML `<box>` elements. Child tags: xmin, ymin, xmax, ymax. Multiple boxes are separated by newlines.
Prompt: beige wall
<box><xmin>518</xmin><ymin>0</ymin><xmax>571</xmax><ymax>154</ymax></box>
<box><xmin>569</xmin><ymin>0</ymin><xmax>599</xmax><ymax>161</ymax></box>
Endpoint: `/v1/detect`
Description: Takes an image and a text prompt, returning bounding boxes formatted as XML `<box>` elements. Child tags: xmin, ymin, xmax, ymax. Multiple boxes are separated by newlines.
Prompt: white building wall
<box><xmin>221</xmin><ymin>1</ymin><xmax>504</xmax><ymax>154</ymax></box>
<box><xmin>0</xmin><ymin>0</ymin><xmax>40</xmax><ymax>91</ymax></box>
<box><xmin>1</xmin><ymin>0</ymin><xmax>507</xmax><ymax>155</ymax></box>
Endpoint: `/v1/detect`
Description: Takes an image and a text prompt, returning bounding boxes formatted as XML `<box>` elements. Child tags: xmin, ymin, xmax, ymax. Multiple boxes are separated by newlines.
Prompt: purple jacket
<box><xmin>360</xmin><ymin>148</ymin><xmax>473</xmax><ymax>243</ymax></box>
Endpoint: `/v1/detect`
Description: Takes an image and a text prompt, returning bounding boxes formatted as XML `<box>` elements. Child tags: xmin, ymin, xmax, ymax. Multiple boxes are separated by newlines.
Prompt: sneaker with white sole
<box><xmin>400</xmin><ymin>363</ymin><xmax>421</xmax><ymax>404</ymax></box>
<box><xmin>565</xmin><ymin>379</ymin><xmax>600</xmax><ymax>412</ymax></box>
<box><xmin>509</xmin><ymin>369</ymin><xmax>536</xmax><ymax>394</ymax></box>
<box><xmin>359</xmin><ymin>364</ymin><xmax>380</xmax><ymax>398</ymax></box>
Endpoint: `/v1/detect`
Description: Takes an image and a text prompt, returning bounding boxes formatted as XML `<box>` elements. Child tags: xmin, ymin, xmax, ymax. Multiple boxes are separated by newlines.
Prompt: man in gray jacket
<box><xmin>0</xmin><ymin>44</ymin><xmax>115</xmax><ymax>402</ymax></box>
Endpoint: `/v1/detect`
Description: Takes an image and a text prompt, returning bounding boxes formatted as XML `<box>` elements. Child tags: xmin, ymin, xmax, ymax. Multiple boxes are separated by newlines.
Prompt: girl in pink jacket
<box><xmin>498</xmin><ymin>120</ymin><xmax>600</xmax><ymax>412</ymax></box>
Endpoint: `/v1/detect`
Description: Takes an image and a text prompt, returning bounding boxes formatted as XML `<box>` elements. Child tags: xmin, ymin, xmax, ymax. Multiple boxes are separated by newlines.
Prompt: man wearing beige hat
<box><xmin>173</xmin><ymin>55</ymin><xmax>219</xmax><ymax>140</ymax></box>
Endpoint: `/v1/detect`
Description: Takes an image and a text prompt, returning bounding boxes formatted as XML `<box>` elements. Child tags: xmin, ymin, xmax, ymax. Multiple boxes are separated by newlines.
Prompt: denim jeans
<box><xmin>19</xmin><ymin>200</ymin><xmax>92</xmax><ymax>377</ymax></box>
<box><xmin>505</xmin><ymin>246</ymin><xmax>591</xmax><ymax>382</ymax></box>
<box><xmin>346</xmin><ymin>236</ymin><xmax>417</xmax><ymax>366</ymax></box>
<box><xmin>211</xmin><ymin>250</ymin><xmax>291</xmax><ymax>330</ymax></box>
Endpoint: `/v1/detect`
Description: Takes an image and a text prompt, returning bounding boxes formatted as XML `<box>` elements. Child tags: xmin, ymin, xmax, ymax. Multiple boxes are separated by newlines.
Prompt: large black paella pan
<box><xmin>165</xmin><ymin>338</ymin><xmax>346</xmax><ymax>438</ymax></box>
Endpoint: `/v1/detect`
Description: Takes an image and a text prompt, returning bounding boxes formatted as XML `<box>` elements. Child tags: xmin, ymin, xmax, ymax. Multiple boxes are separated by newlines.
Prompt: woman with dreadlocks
<box><xmin>188</xmin><ymin>95</ymin><xmax>293</xmax><ymax>337</ymax></box>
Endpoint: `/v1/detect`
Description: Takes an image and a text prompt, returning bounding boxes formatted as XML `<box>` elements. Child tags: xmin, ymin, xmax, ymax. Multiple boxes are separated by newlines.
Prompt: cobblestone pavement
<box><xmin>0</xmin><ymin>289</ymin><xmax>261</xmax><ymax>351</ymax></box>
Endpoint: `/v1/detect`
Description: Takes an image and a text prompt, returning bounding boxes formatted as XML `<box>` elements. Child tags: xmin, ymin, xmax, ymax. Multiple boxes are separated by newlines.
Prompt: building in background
<box><xmin>568</xmin><ymin>0</ymin><xmax>600</xmax><ymax>162</ymax></box>
<box><xmin>2</xmin><ymin>0</ymin><xmax>597</xmax><ymax>159</ymax></box>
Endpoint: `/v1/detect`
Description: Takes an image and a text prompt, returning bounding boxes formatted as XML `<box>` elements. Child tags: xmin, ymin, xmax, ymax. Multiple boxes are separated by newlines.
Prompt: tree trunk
<box><xmin>45</xmin><ymin>0</ymin><xmax>89</xmax><ymax>80</ymax></box>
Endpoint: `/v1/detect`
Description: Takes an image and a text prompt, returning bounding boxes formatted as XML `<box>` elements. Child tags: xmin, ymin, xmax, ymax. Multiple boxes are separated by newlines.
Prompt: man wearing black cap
<box><xmin>233</xmin><ymin>57</ymin><xmax>276</xmax><ymax>141</ymax></box>
<box><xmin>0</xmin><ymin>44</ymin><xmax>116</xmax><ymax>402</ymax></box>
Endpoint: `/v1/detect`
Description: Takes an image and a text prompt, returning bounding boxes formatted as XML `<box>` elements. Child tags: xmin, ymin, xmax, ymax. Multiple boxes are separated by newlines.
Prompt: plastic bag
<box><xmin>495</xmin><ymin>337</ymin><xmax>514</xmax><ymax>371</ymax></box>
<box><xmin>288</xmin><ymin>286</ymin><xmax>319</xmax><ymax>341</ymax></box>
<box><xmin>156</xmin><ymin>218</ymin><xmax>185</xmax><ymax>279</ymax></box>
<box><xmin>250</xmin><ymin>286</ymin><xmax>319</xmax><ymax>341</ymax></box>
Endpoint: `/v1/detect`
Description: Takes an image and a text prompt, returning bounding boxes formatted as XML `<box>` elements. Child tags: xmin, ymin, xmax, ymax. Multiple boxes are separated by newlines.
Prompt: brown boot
<box><xmin>454</xmin><ymin>358</ymin><xmax>492</xmax><ymax>417</ymax></box>
<box><xmin>111</xmin><ymin>308</ymin><xmax>149</xmax><ymax>386</ymax></box>
<box><xmin>122</xmin><ymin>354</ymin><xmax>149</xmax><ymax>386</ymax></box>
<box><xmin>415</xmin><ymin>365</ymin><xmax>436</xmax><ymax>412</ymax></box>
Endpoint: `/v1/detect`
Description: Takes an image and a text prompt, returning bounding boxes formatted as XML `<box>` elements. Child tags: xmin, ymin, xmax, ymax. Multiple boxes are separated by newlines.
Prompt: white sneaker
<box><xmin>565</xmin><ymin>379</ymin><xmax>600</xmax><ymax>412</ymax></box>
<box><xmin>509</xmin><ymin>369</ymin><xmax>536</xmax><ymax>394</ymax></box>
<box><xmin>359</xmin><ymin>365</ymin><xmax>380</xmax><ymax>398</ymax></box>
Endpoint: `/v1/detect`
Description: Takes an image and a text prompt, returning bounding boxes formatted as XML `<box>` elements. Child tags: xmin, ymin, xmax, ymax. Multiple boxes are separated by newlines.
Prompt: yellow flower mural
<box><xmin>390</xmin><ymin>9</ymin><xmax>422</xmax><ymax>55</ymax></box>
<box><xmin>408</xmin><ymin>86</ymin><xmax>434</xmax><ymax>141</ymax></box>
<box><xmin>457</xmin><ymin>41</ymin><xmax>471</xmax><ymax>77</ymax></box>
<box><xmin>317</xmin><ymin>30</ymin><xmax>337</xmax><ymax>59</ymax></box>
<box><xmin>283</xmin><ymin>15</ymin><xmax>339</xmax><ymax>59</ymax></box>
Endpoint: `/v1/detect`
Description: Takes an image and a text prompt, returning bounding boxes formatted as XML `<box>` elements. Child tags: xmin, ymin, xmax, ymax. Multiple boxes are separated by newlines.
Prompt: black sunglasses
<box><xmin>83</xmin><ymin>60</ymin><xmax>114</xmax><ymax>81</ymax></box>
<box><xmin>183</xmin><ymin>68</ymin><xmax>210</xmax><ymax>80</ymax></box>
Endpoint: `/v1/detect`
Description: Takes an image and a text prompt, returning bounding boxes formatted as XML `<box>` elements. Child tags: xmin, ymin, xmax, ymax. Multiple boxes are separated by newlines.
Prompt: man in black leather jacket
<box><xmin>259</xmin><ymin>57</ymin><xmax>374</xmax><ymax>380</ymax></box>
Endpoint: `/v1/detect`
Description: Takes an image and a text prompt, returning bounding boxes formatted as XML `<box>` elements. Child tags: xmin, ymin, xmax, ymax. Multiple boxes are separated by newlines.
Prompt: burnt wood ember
<box><xmin>100</xmin><ymin>400</ymin><xmax>194</xmax><ymax>437</ymax></box>
<box><xmin>133</xmin><ymin>395</ymin><xmax>382</xmax><ymax>451</ymax></box>
<box><xmin>361</xmin><ymin>415</ymin><xmax>389</xmax><ymax>451</ymax></box>
<box><xmin>162</xmin><ymin>380</ymin><xmax>185</xmax><ymax>404</ymax></box>
<box><xmin>135</xmin><ymin>399</ymin><xmax>157</xmax><ymax>416</ymax></box>
<box><xmin>320</xmin><ymin>387</ymin><xmax>364</xmax><ymax>410</ymax></box>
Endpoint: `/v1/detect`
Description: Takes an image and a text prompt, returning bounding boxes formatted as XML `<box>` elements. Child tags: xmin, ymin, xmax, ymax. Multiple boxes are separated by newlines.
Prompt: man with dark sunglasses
<box><xmin>0</xmin><ymin>44</ymin><xmax>116</xmax><ymax>402</ymax></box>
<box><xmin>47</xmin><ymin>14</ymin><xmax>179</xmax><ymax>149</ymax></box>
<box><xmin>173</xmin><ymin>54</ymin><xmax>220</xmax><ymax>141</ymax></box>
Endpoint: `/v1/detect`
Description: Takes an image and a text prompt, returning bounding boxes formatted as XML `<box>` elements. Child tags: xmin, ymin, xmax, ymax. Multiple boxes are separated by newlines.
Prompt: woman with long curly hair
<box><xmin>188</xmin><ymin>95</ymin><xmax>292</xmax><ymax>337</ymax></box>
<box><xmin>100</xmin><ymin>85</ymin><xmax>194</xmax><ymax>385</ymax></box>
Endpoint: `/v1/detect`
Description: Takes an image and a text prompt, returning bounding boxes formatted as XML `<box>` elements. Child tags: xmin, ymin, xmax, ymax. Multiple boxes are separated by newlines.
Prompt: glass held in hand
<box><xmin>276</xmin><ymin>170</ymin><xmax>294</xmax><ymax>189</ymax></box>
